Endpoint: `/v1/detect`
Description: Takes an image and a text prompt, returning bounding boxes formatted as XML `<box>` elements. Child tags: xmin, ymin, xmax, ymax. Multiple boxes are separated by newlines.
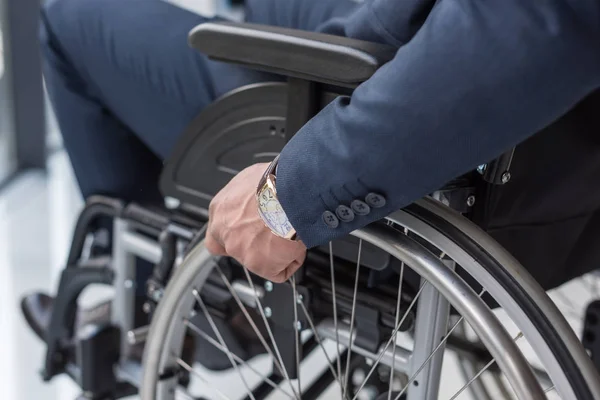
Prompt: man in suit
<box><xmin>205</xmin><ymin>0</ymin><xmax>600</xmax><ymax>282</ymax></box>
<box><xmin>22</xmin><ymin>0</ymin><xmax>600</xmax><ymax>339</ymax></box>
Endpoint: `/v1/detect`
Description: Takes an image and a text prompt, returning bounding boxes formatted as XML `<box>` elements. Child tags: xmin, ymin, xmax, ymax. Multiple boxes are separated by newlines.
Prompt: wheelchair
<box><xmin>32</xmin><ymin>21</ymin><xmax>600</xmax><ymax>400</ymax></box>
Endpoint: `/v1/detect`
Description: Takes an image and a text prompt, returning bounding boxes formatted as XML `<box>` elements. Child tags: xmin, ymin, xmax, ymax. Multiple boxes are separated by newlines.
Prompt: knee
<box><xmin>39</xmin><ymin>0</ymin><xmax>105</xmax><ymax>98</ymax></box>
<box><xmin>39</xmin><ymin>0</ymin><xmax>105</xmax><ymax>57</ymax></box>
<box><xmin>39</xmin><ymin>0</ymin><xmax>77</xmax><ymax>58</ymax></box>
<box><xmin>39</xmin><ymin>0</ymin><xmax>57</xmax><ymax>53</ymax></box>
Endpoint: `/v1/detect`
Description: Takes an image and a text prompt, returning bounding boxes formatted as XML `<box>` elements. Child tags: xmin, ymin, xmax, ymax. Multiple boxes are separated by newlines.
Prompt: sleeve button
<box><xmin>351</xmin><ymin>200</ymin><xmax>371</xmax><ymax>216</ymax></box>
<box><xmin>335</xmin><ymin>205</ymin><xmax>355</xmax><ymax>222</ymax></box>
<box><xmin>365</xmin><ymin>193</ymin><xmax>386</xmax><ymax>208</ymax></box>
<box><xmin>322</xmin><ymin>211</ymin><xmax>340</xmax><ymax>228</ymax></box>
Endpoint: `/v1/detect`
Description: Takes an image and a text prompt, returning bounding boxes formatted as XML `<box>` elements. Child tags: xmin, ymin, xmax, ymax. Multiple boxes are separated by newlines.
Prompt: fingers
<box><xmin>291</xmin><ymin>241</ymin><xmax>307</xmax><ymax>265</ymax></box>
<box><xmin>269</xmin><ymin>258</ymin><xmax>304</xmax><ymax>283</ymax></box>
<box><xmin>205</xmin><ymin>233</ymin><xmax>227</xmax><ymax>255</ymax></box>
<box><xmin>206</xmin><ymin>168</ymin><xmax>308</xmax><ymax>280</ymax></box>
<box><xmin>207</xmin><ymin>236</ymin><xmax>305</xmax><ymax>282</ymax></box>
<box><xmin>205</xmin><ymin>218</ymin><xmax>227</xmax><ymax>256</ymax></box>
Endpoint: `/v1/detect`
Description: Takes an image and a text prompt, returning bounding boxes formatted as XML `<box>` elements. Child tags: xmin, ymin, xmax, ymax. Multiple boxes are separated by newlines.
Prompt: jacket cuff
<box><xmin>276</xmin><ymin>145</ymin><xmax>392</xmax><ymax>248</ymax></box>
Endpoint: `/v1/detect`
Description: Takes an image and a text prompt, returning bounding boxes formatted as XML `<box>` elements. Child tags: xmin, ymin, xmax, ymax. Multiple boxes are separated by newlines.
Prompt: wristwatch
<box><xmin>256</xmin><ymin>155</ymin><xmax>297</xmax><ymax>240</ymax></box>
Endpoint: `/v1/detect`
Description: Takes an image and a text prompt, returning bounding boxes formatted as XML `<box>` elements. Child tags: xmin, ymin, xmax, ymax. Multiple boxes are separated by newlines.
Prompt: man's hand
<box><xmin>205</xmin><ymin>163</ymin><xmax>307</xmax><ymax>283</ymax></box>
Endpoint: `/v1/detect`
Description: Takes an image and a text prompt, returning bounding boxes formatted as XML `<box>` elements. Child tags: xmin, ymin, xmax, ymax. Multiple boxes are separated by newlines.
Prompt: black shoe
<box><xmin>21</xmin><ymin>292</ymin><xmax>53</xmax><ymax>341</ymax></box>
<box><xmin>21</xmin><ymin>292</ymin><xmax>118</xmax><ymax>339</ymax></box>
<box><xmin>21</xmin><ymin>291</ymin><xmax>195</xmax><ymax>364</ymax></box>
<box><xmin>21</xmin><ymin>293</ymin><xmax>147</xmax><ymax>348</ymax></box>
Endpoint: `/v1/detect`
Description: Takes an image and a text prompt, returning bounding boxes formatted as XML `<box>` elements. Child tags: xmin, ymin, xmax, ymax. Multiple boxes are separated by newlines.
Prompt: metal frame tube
<box><xmin>121</xmin><ymin>230</ymin><xmax>162</xmax><ymax>264</ymax></box>
<box><xmin>316</xmin><ymin>319</ymin><xmax>411</xmax><ymax>375</ymax></box>
<box><xmin>111</xmin><ymin>218</ymin><xmax>138</xmax><ymax>361</ymax></box>
<box><xmin>407</xmin><ymin>274</ymin><xmax>451</xmax><ymax>400</ymax></box>
<box><xmin>353</xmin><ymin>224</ymin><xmax>546</xmax><ymax>400</ymax></box>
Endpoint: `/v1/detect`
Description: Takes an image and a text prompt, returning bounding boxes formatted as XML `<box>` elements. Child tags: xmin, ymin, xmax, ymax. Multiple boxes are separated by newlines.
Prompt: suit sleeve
<box><xmin>276</xmin><ymin>0</ymin><xmax>600</xmax><ymax>248</ymax></box>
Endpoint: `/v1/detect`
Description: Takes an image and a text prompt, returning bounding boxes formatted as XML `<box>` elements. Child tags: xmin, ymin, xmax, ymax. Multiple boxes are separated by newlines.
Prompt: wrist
<box><xmin>256</xmin><ymin>157</ymin><xmax>297</xmax><ymax>240</ymax></box>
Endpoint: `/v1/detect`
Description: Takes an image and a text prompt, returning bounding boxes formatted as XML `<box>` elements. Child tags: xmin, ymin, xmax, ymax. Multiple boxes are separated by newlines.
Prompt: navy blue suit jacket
<box><xmin>276</xmin><ymin>0</ymin><xmax>600</xmax><ymax>248</ymax></box>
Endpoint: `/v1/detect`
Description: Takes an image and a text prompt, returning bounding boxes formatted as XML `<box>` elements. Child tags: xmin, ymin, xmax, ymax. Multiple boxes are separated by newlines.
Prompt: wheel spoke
<box><xmin>183</xmin><ymin>319</ymin><xmax>295</xmax><ymax>399</ymax></box>
<box><xmin>454</xmin><ymin>320</ymin><xmax>494</xmax><ymax>400</ymax></box>
<box><xmin>388</xmin><ymin>246</ymin><xmax>406</xmax><ymax>400</ymax></box>
<box><xmin>214</xmin><ymin>265</ymin><xmax>288</xmax><ymax>379</ymax></box>
<box><xmin>330</xmin><ymin>241</ymin><xmax>344</xmax><ymax>396</ymax></box>
<box><xmin>192</xmin><ymin>290</ymin><xmax>257</xmax><ymax>400</ymax></box>
<box><xmin>393</xmin><ymin>289</ymin><xmax>487</xmax><ymax>400</ymax></box>
<box><xmin>241</xmin><ymin>267</ymin><xmax>301</xmax><ymax>400</ymax></box>
<box><xmin>215</xmin><ymin>265</ymin><xmax>300</xmax><ymax>399</ymax></box>
<box><xmin>447</xmin><ymin>331</ymin><xmax>524</xmax><ymax>400</ymax></box>
<box><xmin>298</xmin><ymin>300</ymin><xmax>343</xmax><ymax>384</ymax></box>
<box><xmin>351</xmin><ymin>282</ymin><xmax>428</xmax><ymax>400</ymax></box>
<box><xmin>343</xmin><ymin>239</ymin><xmax>363</xmax><ymax>400</ymax></box>
<box><xmin>175</xmin><ymin>356</ymin><xmax>232</xmax><ymax>400</ymax></box>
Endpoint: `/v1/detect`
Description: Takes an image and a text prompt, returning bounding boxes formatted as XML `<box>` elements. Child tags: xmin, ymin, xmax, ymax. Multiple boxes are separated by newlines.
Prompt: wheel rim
<box><xmin>141</xmin><ymin>201</ymin><xmax>598</xmax><ymax>400</ymax></box>
<box><xmin>396</xmin><ymin>198</ymin><xmax>600</xmax><ymax>400</ymax></box>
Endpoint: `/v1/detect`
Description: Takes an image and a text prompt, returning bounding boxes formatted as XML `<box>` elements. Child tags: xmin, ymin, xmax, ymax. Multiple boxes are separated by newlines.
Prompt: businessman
<box><xmin>206</xmin><ymin>0</ymin><xmax>600</xmax><ymax>282</ymax></box>
<box><xmin>22</xmin><ymin>0</ymin><xmax>600</xmax><ymax>341</ymax></box>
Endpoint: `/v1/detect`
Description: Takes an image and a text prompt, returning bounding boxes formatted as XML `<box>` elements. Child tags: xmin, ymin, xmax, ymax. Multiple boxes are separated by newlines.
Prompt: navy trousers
<box><xmin>40</xmin><ymin>0</ymin><xmax>356</xmax><ymax>203</ymax></box>
<box><xmin>40</xmin><ymin>0</ymin><xmax>356</xmax><ymax>291</ymax></box>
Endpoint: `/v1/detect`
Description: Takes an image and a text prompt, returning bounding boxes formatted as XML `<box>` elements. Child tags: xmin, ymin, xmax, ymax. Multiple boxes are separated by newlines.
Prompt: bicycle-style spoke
<box><xmin>393</xmin><ymin>289</ymin><xmax>487</xmax><ymax>400</ymax></box>
<box><xmin>351</xmin><ymin>282</ymin><xmax>428</xmax><ymax>400</ymax></box>
<box><xmin>213</xmin><ymin>265</ymin><xmax>288</xmax><ymax>379</ymax></box>
<box><xmin>386</xmin><ymin>226</ymin><xmax>410</xmax><ymax>400</ymax></box>
<box><xmin>213</xmin><ymin>265</ymin><xmax>300</xmax><ymax>399</ymax></box>
<box><xmin>175</xmin><ymin>356</ymin><xmax>232</xmax><ymax>400</ymax></box>
<box><xmin>329</xmin><ymin>240</ymin><xmax>343</xmax><ymax>396</ymax></box>
<box><xmin>145</xmin><ymin>209</ymin><xmax>592</xmax><ymax>400</ymax></box>
<box><xmin>240</xmin><ymin>267</ymin><xmax>301</xmax><ymax>400</ymax></box>
<box><xmin>291</xmin><ymin>275</ymin><xmax>302</xmax><ymax>395</ymax></box>
<box><xmin>298</xmin><ymin>300</ymin><xmax>343</xmax><ymax>384</ymax></box>
<box><xmin>183</xmin><ymin>319</ymin><xmax>295</xmax><ymax>399</ymax></box>
<box><xmin>192</xmin><ymin>289</ymin><xmax>257</xmax><ymax>400</ymax></box>
<box><xmin>342</xmin><ymin>239</ymin><xmax>363</xmax><ymax>400</ymax></box>
<box><xmin>447</xmin><ymin>331</ymin><xmax>524</xmax><ymax>400</ymax></box>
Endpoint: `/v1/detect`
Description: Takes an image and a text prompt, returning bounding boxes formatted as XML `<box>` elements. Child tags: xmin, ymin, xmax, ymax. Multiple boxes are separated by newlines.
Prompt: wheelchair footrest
<box><xmin>43</xmin><ymin>265</ymin><xmax>114</xmax><ymax>381</ymax></box>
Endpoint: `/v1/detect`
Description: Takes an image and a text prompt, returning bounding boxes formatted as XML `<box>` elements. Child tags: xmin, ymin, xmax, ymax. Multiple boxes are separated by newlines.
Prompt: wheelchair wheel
<box><xmin>448</xmin><ymin>269</ymin><xmax>600</xmax><ymax>399</ymax></box>
<box><xmin>140</xmin><ymin>198</ymin><xmax>600</xmax><ymax>400</ymax></box>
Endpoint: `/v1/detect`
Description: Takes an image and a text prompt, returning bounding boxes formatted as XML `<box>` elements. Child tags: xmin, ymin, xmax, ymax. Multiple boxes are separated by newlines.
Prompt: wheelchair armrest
<box><xmin>188</xmin><ymin>22</ymin><xmax>397</xmax><ymax>87</ymax></box>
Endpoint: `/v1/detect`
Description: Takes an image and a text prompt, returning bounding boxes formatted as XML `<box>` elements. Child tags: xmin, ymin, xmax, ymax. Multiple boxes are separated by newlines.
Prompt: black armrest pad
<box><xmin>188</xmin><ymin>22</ymin><xmax>396</xmax><ymax>86</ymax></box>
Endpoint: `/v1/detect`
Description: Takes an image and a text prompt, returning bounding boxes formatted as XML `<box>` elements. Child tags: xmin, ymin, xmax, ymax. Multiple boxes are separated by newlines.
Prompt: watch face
<box><xmin>257</xmin><ymin>186</ymin><xmax>294</xmax><ymax>238</ymax></box>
